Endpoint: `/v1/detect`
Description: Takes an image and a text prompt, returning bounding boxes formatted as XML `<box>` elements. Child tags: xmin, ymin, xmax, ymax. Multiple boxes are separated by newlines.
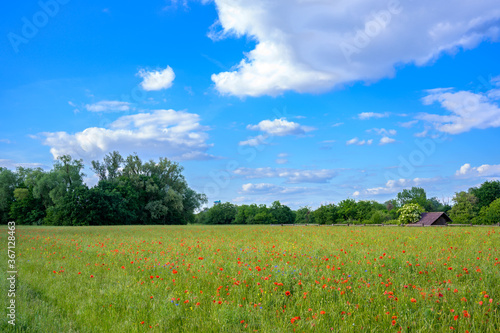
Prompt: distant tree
<box><xmin>397</xmin><ymin>203</ymin><xmax>424</xmax><ymax>225</ymax></box>
<box><xmin>295</xmin><ymin>207</ymin><xmax>314</xmax><ymax>224</ymax></box>
<box><xmin>449</xmin><ymin>191</ymin><xmax>478</xmax><ymax>224</ymax></box>
<box><xmin>338</xmin><ymin>199</ymin><xmax>358</xmax><ymax>222</ymax></box>
<box><xmin>269</xmin><ymin>201</ymin><xmax>295</xmax><ymax>224</ymax></box>
<box><xmin>0</xmin><ymin>168</ymin><xmax>18</xmax><ymax>223</ymax></box>
<box><xmin>473</xmin><ymin>198</ymin><xmax>500</xmax><ymax>225</ymax></box>
<box><xmin>312</xmin><ymin>204</ymin><xmax>337</xmax><ymax>224</ymax></box>
<box><xmin>470</xmin><ymin>181</ymin><xmax>500</xmax><ymax>211</ymax></box>
<box><xmin>396</xmin><ymin>187</ymin><xmax>427</xmax><ymax>209</ymax></box>
<box><xmin>206</xmin><ymin>202</ymin><xmax>237</xmax><ymax>224</ymax></box>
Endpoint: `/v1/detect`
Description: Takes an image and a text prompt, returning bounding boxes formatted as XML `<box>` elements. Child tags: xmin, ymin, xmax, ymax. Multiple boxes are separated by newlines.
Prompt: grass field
<box><xmin>1</xmin><ymin>225</ymin><xmax>499</xmax><ymax>332</ymax></box>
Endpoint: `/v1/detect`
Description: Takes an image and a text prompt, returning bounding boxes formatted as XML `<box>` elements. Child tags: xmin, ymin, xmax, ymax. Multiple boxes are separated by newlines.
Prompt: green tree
<box><xmin>338</xmin><ymin>199</ymin><xmax>358</xmax><ymax>222</ymax></box>
<box><xmin>397</xmin><ymin>203</ymin><xmax>424</xmax><ymax>225</ymax></box>
<box><xmin>473</xmin><ymin>198</ymin><xmax>500</xmax><ymax>225</ymax></box>
<box><xmin>206</xmin><ymin>202</ymin><xmax>237</xmax><ymax>224</ymax></box>
<box><xmin>449</xmin><ymin>191</ymin><xmax>478</xmax><ymax>224</ymax></box>
<box><xmin>295</xmin><ymin>207</ymin><xmax>314</xmax><ymax>224</ymax></box>
<box><xmin>0</xmin><ymin>168</ymin><xmax>18</xmax><ymax>223</ymax></box>
<box><xmin>470</xmin><ymin>181</ymin><xmax>500</xmax><ymax>211</ymax></box>
<box><xmin>396</xmin><ymin>187</ymin><xmax>427</xmax><ymax>209</ymax></box>
<box><xmin>312</xmin><ymin>204</ymin><xmax>337</xmax><ymax>224</ymax></box>
<box><xmin>269</xmin><ymin>201</ymin><xmax>295</xmax><ymax>224</ymax></box>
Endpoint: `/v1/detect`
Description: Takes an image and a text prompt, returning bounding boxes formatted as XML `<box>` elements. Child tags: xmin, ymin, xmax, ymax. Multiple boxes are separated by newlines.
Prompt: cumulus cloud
<box><xmin>368</xmin><ymin>128</ymin><xmax>397</xmax><ymax>136</ymax></box>
<box><xmin>358</xmin><ymin>112</ymin><xmax>389</xmax><ymax>120</ymax></box>
<box><xmin>238</xmin><ymin>134</ymin><xmax>269</xmax><ymax>147</ymax></box>
<box><xmin>247</xmin><ymin>118</ymin><xmax>315</xmax><ymax>136</ymax></box>
<box><xmin>360</xmin><ymin>177</ymin><xmax>440</xmax><ymax>196</ymax></box>
<box><xmin>39</xmin><ymin>109</ymin><xmax>213</xmax><ymax>162</ymax></box>
<box><xmin>241</xmin><ymin>183</ymin><xmax>309</xmax><ymax>195</ymax></box>
<box><xmin>234</xmin><ymin>167</ymin><xmax>336</xmax><ymax>183</ymax></box>
<box><xmin>418</xmin><ymin>84</ymin><xmax>500</xmax><ymax>134</ymax></box>
<box><xmin>138</xmin><ymin>66</ymin><xmax>175</xmax><ymax>91</ymax></box>
<box><xmin>379</xmin><ymin>136</ymin><xmax>396</xmax><ymax>145</ymax></box>
<box><xmin>85</xmin><ymin>100</ymin><xmax>132</xmax><ymax>112</ymax></box>
<box><xmin>0</xmin><ymin>159</ymin><xmax>48</xmax><ymax>170</ymax></box>
<box><xmin>398</xmin><ymin>120</ymin><xmax>419</xmax><ymax>128</ymax></box>
<box><xmin>346</xmin><ymin>137</ymin><xmax>373</xmax><ymax>146</ymax></box>
<box><xmin>209</xmin><ymin>0</ymin><xmax>500</xmax><ymax>97</ymax></box>
<box><xmin>455</xmin><ymin>163</ymin><xmax>500</xmax><ymax>178</ymax></box>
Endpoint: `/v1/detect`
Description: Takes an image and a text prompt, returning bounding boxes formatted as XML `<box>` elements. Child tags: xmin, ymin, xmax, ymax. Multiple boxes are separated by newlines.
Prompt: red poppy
<box><xmin>285</xmin><ymin>291</ymin><xmax>291</xmax><ymax>296</ymax></box>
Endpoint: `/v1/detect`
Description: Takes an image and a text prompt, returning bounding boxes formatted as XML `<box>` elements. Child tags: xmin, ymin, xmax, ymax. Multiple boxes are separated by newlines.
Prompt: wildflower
<box><xmin>285</xmin><ymin>291</ymin><xmax>291</xmax><ymax>296</ymax></box>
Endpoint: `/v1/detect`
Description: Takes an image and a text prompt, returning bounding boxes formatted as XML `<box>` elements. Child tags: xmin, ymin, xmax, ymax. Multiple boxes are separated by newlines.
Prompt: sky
<box><xmin>1</xmin><ymin>0</ymin><xmax>500</xmax><ymax>209</ymax></box>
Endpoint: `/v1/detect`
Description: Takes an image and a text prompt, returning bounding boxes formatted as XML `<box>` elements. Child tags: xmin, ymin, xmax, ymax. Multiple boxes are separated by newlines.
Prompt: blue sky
<box><xmin>1</xmin><ymin>0</ymin><xmax>500</xmax><ymax>209</ymax></box>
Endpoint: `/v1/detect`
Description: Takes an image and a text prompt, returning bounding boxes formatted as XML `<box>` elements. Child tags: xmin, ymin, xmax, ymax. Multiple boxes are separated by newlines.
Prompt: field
<box><xmin>1</xmin><ymin>225</ymin><xmax>499</xmax><ymax>332</ymax></box>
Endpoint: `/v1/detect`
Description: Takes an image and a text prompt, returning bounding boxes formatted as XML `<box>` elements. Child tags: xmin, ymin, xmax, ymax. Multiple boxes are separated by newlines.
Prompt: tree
<box><xmin>470</xmin><ymin>181</ymin><xmax>500</xmax><ymax>211</ymax></box>
<box><xmin>449</xmin><ymin>191</ymin><xmax>478</xmax><ymax>224</ymax></box>
<box><xmin>397</xmin><ymin>203</ymin><xmax>424</xmax><ymax>225</ymax></box>
<box><xmin>206</xmin><ymin>202</ymin><xmax>237</xmax><ymax>224</ymax></box>
<box><xmin>269</xmin><ymin>201</ymin><xmax>295</xmax><ymax>224</ymax></box>
<box><xmin>338</xmin><ymin>199</ymin><xmax>358</xmax><ymax>222</ymax></box>
<box><xmin>473</xmin><ymin>198</ymin><xmax>500</xmax><ymax>225</ymax></box>
<box><xmin>312</xmin><ymin>204</ymin><xmax>337</xmax><ymax>224</ymax></box>
<box><xmin>396</xmin><ymin>187</ymin><xmax>427</xmax><ymax>208</ymax></box>
<box><xmin>295</xmin><ymin>207</ymin><xmax>314</xmax><ymax>224</ymax></box>
<box><xmin>0</xmin><ymin>168</ymin><xmax>18</xmax><ymax>223</ymax></box>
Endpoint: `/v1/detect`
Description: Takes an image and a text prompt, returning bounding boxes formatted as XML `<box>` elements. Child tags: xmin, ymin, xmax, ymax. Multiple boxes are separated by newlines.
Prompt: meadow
<box><xmin>1</xmin><ymin>225</ymin><xmax>499</xmax><ymax>332</ymax></box>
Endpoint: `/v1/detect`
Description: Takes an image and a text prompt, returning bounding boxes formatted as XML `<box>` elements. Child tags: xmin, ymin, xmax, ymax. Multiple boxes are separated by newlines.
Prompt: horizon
<box><xmin>2</xmin><ymin>0</ymin><xmax>500</xmax><ymax>210</ymax></box>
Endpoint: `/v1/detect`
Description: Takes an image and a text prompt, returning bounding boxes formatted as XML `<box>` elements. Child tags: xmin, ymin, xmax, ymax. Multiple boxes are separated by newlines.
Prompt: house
<box><xmin>414</xmin><ymin>212</ymin><xmax>452</xmax><ymax>226</ymax></box>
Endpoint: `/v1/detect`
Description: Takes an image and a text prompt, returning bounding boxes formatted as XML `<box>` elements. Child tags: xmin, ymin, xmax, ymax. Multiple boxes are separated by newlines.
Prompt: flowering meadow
<box><xmin>1</xmin><ymin>225</ymin><xmax>499</xmax><ymax>332</ymax></box>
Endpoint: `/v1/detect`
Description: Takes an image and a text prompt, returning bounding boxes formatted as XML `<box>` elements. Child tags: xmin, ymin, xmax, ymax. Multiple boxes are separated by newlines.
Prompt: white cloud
<box><xmin>238</xmin><ymin>134</ymin><xmax>269</xmax><ymax>146</ymax></box>
<box><xmin>398</xmin><ymin>120</ymin><xmax>419</xmax><ymax>128</ymax></box>
<box><xmin>247</xmin><ymin>118</ymin><xmax>315</xmax><ymax>136</ymax></box>
<box><xmin>241</xmin><ymin>183</ymin><xmax>309</xmax><ymax>195</ymax></box>
<box><xmin>234</xmin><ymin>167</ymin><xmax>336</xmax><ymax>183</ymax></box>
<box><xmin>331</xmin><ymin>122</ymin><xmax>344</xmax><ymax>127</ymax></box>
<box><xmin>455</xmin><ymin>163</ymin><xmax>500</xmax><ymax>178</ymax></box>
<box><xmin>40</xmin><ymin>109</ymin><xmax>213</xmax><ymax>162</ymax></box>
<box><xmin>0</xmin><ymin>139</ymin><xmax>11</xmax><ymax>144</ymax></box>
<box><xmin>418</xmin><ymin>86</ymin><xmax>500</xmax><ymax>134</ymax></box>
<box><xmin>368</xmin><ymin>128</ymin><xmax>397</xmax><ymax>136</ymax></box>
<box><xmin>361</xmin><ymin>177</ymin><xmax>440</xmax><ymax>196</ymax></box>
<box><xmin>209</xmin><ymin>0</ymin><xmax>500</xmax><ymax>97</ymax></box>
<box><xmin>358</xmin><ymin>112</ymin><xmax>389</xmax><ymax>120</ymax></box>
<box><xmin>346</xmin><ymin>137</ymin><xmax>373</xmax><ymax>146</ymax></box>
<box><xmin>0</xmin><ymin>159</ymin><xmax>48</xmax><ymax>170</ymax></box>
<box><xmin>379</xmin><ymin>136</ymin><xmax>396</xmax><ymax>145</ymax></box>
<box><xmin>137</xmin><ymin>66</ymin><xmax>175</xmax><ymax>91</ymax></box>
<box><xmin>353</xmin><ymin>191</ymin><xmax>360</xmax><ymax>197</ymax></box>
<box><xmin>85</xmin><ymin>100</ymin><xmax>132</xmax><ymax>112</ymax></box>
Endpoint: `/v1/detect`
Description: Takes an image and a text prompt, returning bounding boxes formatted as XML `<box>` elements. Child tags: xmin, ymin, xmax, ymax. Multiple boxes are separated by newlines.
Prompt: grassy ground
<box><xmin>1</xmin><ymin>225</ymin><xmax>499</xmax><ymax>332</ymax></box>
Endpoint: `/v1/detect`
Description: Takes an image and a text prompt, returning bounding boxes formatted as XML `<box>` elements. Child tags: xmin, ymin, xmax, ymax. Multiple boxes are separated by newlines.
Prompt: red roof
<box><xmin>416</xmin><ymin>212</ymin><xmax>452</xmax><ymax>225</ymax></box>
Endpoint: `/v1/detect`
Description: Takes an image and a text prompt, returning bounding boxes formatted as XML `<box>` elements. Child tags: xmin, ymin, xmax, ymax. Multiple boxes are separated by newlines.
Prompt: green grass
<box><xmin>1</xmin><ymin>225</ymin><xmax>499</xmax><ymax>332</ymax></box>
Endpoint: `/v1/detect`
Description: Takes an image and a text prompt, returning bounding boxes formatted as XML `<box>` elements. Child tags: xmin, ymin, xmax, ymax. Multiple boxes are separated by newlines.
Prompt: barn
<box><xmin>414</xmin><ymin>212</ymin><xmax>452</xmax><ymax>226</ymax></box>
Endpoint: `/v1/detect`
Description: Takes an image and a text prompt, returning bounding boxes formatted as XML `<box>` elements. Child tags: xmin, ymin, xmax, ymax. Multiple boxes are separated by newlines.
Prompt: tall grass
<box><xmin>1</xmin><ymin>225</ymin><xmax>499</xmax><ymax>332</ymax></box>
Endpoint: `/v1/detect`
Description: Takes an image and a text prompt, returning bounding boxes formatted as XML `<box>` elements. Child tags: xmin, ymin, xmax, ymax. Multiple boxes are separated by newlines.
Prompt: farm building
<box><xmin>414</xmin><ymin>212</ymin><xmax>452</xmax><ymax>226</ymax></box>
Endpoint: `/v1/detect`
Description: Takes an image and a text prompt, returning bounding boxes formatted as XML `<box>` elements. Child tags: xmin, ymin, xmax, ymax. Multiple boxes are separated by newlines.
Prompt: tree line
<box><xmin>196</xmin><ymin>182</ymin><xmax>500</xmax><ymax>225</ymax></box>
<box><xmin>0</xmin><ymin>152</ymin><xmax>206</xmax><ymax>225</ymax></box>
<box><xmin>1</xmin><ymin>152</ymin><xmax>499</xmax><ymax>226</ymax></box>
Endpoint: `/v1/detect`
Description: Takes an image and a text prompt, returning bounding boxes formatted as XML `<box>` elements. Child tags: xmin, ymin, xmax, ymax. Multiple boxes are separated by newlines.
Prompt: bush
<box><xmin>397</xmin><ymin>203</ymin><xmax>424</xmax><ymax>225</ymax></box>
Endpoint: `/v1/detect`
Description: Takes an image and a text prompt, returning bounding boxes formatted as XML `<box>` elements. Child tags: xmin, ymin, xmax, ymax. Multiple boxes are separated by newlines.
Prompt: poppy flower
<box><xmin>285</xmin><ymin>291</ymin><xmax>291</xmax><ymax>296</ymax></box>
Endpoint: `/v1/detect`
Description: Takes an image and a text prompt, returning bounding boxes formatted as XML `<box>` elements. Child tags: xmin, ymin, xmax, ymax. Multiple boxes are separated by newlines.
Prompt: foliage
<box><xmin>397</xmin><ymin>203</ymin><xmax>424</xmax><ymax>225</ymax></box>
<box><xmin>473</xmin><ymin>197</ymin><xmax>500</xmax><ymax>225</ymax></box>
<box><xmin>449</xmin><ymin>191</ymin><xmax>479</xmax><ymax>224</ymax></box>
<box><xmin>470</xmin><ymin>180</ymin><xmax>500</xmax><ymax>211</ymax></box>
<box><xmin>206</xmin><ymin>202</ymin><xmax>238</xmax><ymax>224</ymax></box>
<box><xmin>295</xmin><ymin>207</ymin><xmax>314</xmax><ymax>224</ymax></box>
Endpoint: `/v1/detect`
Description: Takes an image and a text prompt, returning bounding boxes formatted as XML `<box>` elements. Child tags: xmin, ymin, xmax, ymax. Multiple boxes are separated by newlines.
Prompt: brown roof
<box><xmin>416</xmin><ymin>212</ymin><xmax>452</xmax><ymax>225</ymax></box>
